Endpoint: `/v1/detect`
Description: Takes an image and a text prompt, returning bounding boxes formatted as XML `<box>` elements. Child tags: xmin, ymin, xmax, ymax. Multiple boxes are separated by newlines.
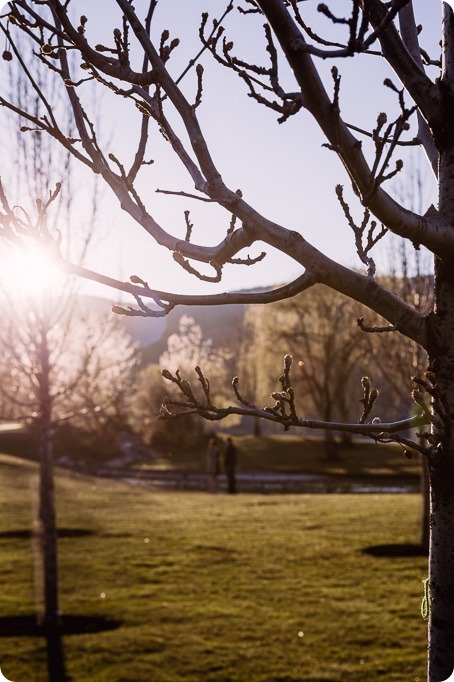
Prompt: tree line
<box><xmin>0</xmin><ymin>269</ymin><xmax>430</xmax><ymax>466</ymax></box>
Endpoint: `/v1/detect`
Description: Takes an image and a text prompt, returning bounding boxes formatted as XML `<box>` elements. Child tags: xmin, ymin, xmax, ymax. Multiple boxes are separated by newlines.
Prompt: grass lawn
<box><xmin>0</xmin><ymin>453</ymin><xmax>427</xmax><ymax>681</ymax></box>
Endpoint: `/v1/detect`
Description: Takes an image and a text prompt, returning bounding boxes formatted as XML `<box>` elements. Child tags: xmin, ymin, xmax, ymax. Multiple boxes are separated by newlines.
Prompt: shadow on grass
<box><xmin>0</xmin><ymin>528</ymin><xmax>94</xmax><ymax>540</ymax></box>
<box><xmin>362</xmin><ymin>543</ymin><xmax>428</xmax><ymax>558</ymax></box>
<box><xmin>0</xmin><ymin>614</ymin><xmax>121</xmax><ymax>636</ymax></box>
<box><xmin>0</xmin><ymin>615</ymin><xmax>121</xmax><ymax>682</ymax></box>
<box><xmin>273</xmin><ymin>678</ymin><xmax>339</xmax><ymax>682</ymax></box>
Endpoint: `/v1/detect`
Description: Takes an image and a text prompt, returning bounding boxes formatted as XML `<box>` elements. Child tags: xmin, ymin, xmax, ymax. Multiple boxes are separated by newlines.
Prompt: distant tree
<box><xmin>131</xmin><ymin>317</ymin><xmax>230</xmax><ymax>452</ymax></box>
<box><xmin>66</xmin><ymin>314</ymin><xmax>139</xmax><ymax>459</ymax></box>
<box><xmin>160</xmin><ymin>315</ymin><xmax>229</xmax><ymax>387</ymax></box>
<box><xmin>0</xmin><ymin>294</ymin><xmax>137</xmax><ymax>628</ymax></box>
<box><xmin>258</xmin><ymin>287</ymin><xmax>370</xmax><ymax>459</ymax></box>
<box><xmin>0</xmin><ymin>23</ymin><xmax>109</xmax><ymax>643</ymax></box>
<box><xmin>1</xmin><ymin>2</ymin><xmax>454</xmax><ymax>678</ymax></box>
<box><xmin>369</xmin><ymin>161</ymin><xmax>433</xmax><ymax>552</ymax></box>
<box><xmin>131</xmin><ymin>363</ymin><xmax>200</xmax><ymax>451</ymax></box>
<box><xmin>370</xmin><ymin>263</ymin><xmax>432</xmax><ymax>552</ymax></box>
<box><xmin>373</xmin><ymin>160</ymin><xmax>433</xmax><ymax>420</ymax></box>
<box><xmin>0</xmin><ymin>32</ymin><xmax>105</xmax><ymax>640</ymax></box>
<box><xmin>236</xmin><ymin>306</ymin><xmax>280</xmax><ymax>436</ymax></box>
<box><xmin>159</xmin><ymin>314</ymin><xmax>233</xmax><ymax>429</ymax></box>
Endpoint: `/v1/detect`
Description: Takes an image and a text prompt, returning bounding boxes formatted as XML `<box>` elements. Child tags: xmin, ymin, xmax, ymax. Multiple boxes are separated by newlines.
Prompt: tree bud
<box><xmin>130</xmin><ymin>274</ymin><xmax>146</xmax><ymax>285</ymax></box>
<box><xmin>111</xmin><ymin>305</ymin><xmax>126</xmax><ymax>315</ymax></box>
<box><xmin>383</xmin><ymin>78</ymin><xmax>396</xmax><ymax>91</ymax></box>
<box><xmin>180</xmin><ymin>379</ymin><xmax>192</xmax><ymax>395</ymax></box>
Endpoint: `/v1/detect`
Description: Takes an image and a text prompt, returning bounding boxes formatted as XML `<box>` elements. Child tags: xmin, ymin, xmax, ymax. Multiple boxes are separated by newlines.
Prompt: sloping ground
<box><xmin>0</xmin><ymin>453</ymin><xmax>427</xmax><ymax>681</ymax></box>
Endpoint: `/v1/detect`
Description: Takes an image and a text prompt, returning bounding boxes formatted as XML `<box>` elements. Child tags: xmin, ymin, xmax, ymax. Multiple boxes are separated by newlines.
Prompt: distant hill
<box><xmin>139</xmin><ymin>302</ymin><xmax>247</xmax><ymax>366</ymax></box>
<box><xmin>2</xmin><ymin>287</ymin><xmax>271</xmax><ymax>364</ymax></box>
<box><xmin>77</xmin><ymin>295</ymin><xmax>166</xmax><ymax>348</ymax></box>
<box><xmin>76</xmin><ymin>295</ymin><xmax>247</xmax><ymax>360</ymax></box>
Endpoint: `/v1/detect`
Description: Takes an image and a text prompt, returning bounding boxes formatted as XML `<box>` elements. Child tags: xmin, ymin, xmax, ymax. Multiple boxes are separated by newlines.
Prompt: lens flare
<box><xmin>0</xmin><ymin>243</ymin><xmax>62</xmax><ymax>301</ymax></box>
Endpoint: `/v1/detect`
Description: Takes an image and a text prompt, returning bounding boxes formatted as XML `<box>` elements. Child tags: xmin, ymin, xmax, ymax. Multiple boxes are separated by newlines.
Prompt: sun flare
<box><xmin>0</xmin><ymin>243</ymin><xmax>62</xmax><ymax>301</ymax></box>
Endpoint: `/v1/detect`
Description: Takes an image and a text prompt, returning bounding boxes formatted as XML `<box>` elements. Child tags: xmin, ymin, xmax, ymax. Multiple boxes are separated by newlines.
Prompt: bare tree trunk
<box><xmin>427</xmin><ymin>455</ymin><xmax>454</xmax><ymax>681</ymax></box>
<box><xmin>427</xmin><ymin>253</ymin><xmax>454</xmax><ymax>680</ymax></box>
<box><xmin>253</xmin><ymin>415</ymin><xmax>262</xmax><ymax>437</ymax></box>
<box><xmin>46</xmin><ymin>632</ymin><xmax>68</xmax><ymax>682</ymax></box>
<box><xmin>323</xmin><ymin>429</ymin><xmax>339</xmax><ymax>461</ymax></box>
<box><xmin>420</xmin><ymin>455</ymin><xmax>430</xmax><ymax>554</ymax></box>
<box><xmin>323</xmin><ymin>405</ymin><xmax>340</xmax><ymax>461</ymax></box>
<box><xmin>39</xmin><ymin>419</ymin><xmax>59</xmax><ymax>631</ymax></box>
<box><xmin>339</xmin><ymin>431</ymin><xmax>353</xmax><ymax>446</ymax></box>
<box><xmin>37</xmin><ymin>327</ymin><xmax>60</xmax><ymax>632</ymax></box>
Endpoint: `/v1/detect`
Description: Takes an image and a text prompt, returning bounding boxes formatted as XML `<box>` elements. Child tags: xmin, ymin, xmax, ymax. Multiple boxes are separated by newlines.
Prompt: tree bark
<box><xmin>37</xmin><ymin>327</ymin><xmax>60</xmax><ymax>632</ymax></box>
<box><xmin>39</xmin><ymin>420</ymin><xmax>59</xmax><ymax>631</ymax></box>
<box><xmin>420</xmin><ymin>455</ymin><xmax>430</xmax><ymax>555</ymax></box>
<box><xmin>323</xmin><ymin>429</ymin><xmax>340</xmax><ymax>462</ymax></box>
<box><xmin>427</xmin><ymin>452</ymin><xmax>454</xmax><ymax>681</ymax></box>
<box><xmin>427</xmin><ymin>253</ymin><xmax>454</xmax><ymax>680</ymax></box>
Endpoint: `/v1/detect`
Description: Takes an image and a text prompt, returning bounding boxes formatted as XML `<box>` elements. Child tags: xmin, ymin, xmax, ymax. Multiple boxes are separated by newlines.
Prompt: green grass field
<box><xmin>0</xmin><ymin>424</ymin><xmax>422</xmax><ymax>480</ymax></box>
<box><xmin>0</xmin><ymin>453</ymin><xmax>427</xmax><ymax>681</ymax></box>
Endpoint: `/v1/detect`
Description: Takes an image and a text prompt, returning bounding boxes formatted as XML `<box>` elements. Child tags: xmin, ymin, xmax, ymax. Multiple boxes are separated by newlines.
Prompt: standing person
<box><xmin>206</xmin><ymin>436</ymin><xmax>221</xmax><ymax>493</ymax></box>
<box><xmin>224</xmin><ymin>437</ymin><xmax>238</xmax><ymax>494</ymax></box>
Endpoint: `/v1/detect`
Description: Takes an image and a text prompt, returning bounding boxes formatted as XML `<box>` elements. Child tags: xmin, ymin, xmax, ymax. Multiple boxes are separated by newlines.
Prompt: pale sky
<box><xmin>0</xmin><ymin>1</ymin><xmax>441</xmax><ymax>301</ymax></box>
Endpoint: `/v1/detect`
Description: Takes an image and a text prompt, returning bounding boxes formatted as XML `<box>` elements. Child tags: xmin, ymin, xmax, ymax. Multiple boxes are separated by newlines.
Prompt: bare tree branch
<box><xmin>255</xmin><ymin>0</ymin><xmax>449</xmax><ymax>256</ymax></box>
<box><xmin>398</xmin><ymin>3</ymin><xmax>438</xmax><ymax>176</ymax></box>
<box><xmin>159</xmin><ymin>356</ymin><xmax>430</xmax><ymax>443</ymax></box>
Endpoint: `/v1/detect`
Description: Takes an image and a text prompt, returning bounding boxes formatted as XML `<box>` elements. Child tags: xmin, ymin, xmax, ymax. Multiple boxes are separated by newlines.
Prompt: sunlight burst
<box><xmin>0</xmin><ymin>243</ymin><xmax>62</xmax><ymax>301</ymax></box>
